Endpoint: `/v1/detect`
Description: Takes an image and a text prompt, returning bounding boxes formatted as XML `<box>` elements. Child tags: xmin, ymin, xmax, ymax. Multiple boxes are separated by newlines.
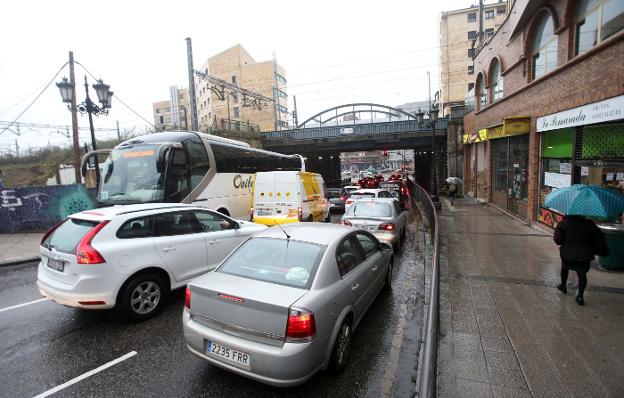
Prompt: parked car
<box><xmin>343</xmin><ymin>185</ymin><xmax>361</xmax><ymax>196</ymax></box>
<box><xmin>327</xmin><ymin>187</ymin><xmax>349</xmax><ymax>212</ymax></box>
<box><xmin>344</xmin><ymin>188</ymin><xmax>395</xmax><ymax>207</ymax></box>
<box><xmin>251</xmin><ymin>171</ymin><xmax>330</xmax><ymax>225</ymax></box>
<box><xmin>183</xmin><ymin>223</ymin><xmax>394</xmax><ymax>387</ymax></box>
<box><xmin>341</xmin><ymin>198</ymin><xmax>408</xmax><ymax>250</ymax></box>
<box><xmin>37</xmin><ymin>203</ymin><xmax>266</xmax><ymax>320</ymax></box>
<box><xmin>379</xmin><ymin>180</ymin><xmax>409</xmax><ymax>208</ymax></box>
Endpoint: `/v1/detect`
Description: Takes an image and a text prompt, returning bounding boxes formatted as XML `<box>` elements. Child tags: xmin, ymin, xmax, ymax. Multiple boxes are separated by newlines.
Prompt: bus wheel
<box><xmin>217</xmin><ymin>208</ymin><xmax>230</xmax><ymax>216</ymax></box>
<box><xmin>307</xmin><ymin>215</ymin><xmax>313</xmax><ymax>222</ymax></box>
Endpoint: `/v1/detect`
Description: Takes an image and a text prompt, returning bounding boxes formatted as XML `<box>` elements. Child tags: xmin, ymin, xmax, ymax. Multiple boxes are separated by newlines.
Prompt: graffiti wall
<box><xmin>0</xmin><ymin>184</ymin><xmax>95</xmax><ymax>233</ymax></box>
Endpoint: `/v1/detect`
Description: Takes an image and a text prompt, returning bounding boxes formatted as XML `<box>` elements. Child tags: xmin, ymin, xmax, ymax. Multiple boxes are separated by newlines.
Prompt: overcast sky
<box><xmin>0</xmin><ymin>0</ymin><xmax>482</xmax><ymax>152</ymax></box>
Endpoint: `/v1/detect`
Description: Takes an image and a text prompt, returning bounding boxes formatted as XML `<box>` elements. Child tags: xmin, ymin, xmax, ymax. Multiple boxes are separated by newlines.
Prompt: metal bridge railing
<box><xmin>409</xmin><ymin>181</ymin><xmax>440</xmax><ymax>398</ymax></box>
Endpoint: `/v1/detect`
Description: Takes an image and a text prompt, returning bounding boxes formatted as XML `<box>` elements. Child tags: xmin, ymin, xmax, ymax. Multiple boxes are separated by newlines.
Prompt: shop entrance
<box><xmin>491</xmin><ymin>134</ymin><xmax>529</xmax><ymax>220</ymax></box>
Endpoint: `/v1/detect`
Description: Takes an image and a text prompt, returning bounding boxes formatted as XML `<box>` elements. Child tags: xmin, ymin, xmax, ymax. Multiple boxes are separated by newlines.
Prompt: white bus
<box><xmin>83</xmin><ymin>131</ymin><xmax>304</xmax><ymax>219</ymax></box>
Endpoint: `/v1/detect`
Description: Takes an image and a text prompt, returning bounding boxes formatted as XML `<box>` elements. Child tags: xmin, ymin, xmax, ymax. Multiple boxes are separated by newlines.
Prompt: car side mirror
<box><xmin>390</xmin><ymin>191</ymin><xmax>399</xmax><ymax>198</ymax></box>
<box><xmin>231</xmin><ymin>221</ymin><xmax>240</xmax><ymax>230</ymax></box>
<box><xmin>380</xmin><ymin>242</ymin><xmax>393</xmax><ymax>252</ymax></box>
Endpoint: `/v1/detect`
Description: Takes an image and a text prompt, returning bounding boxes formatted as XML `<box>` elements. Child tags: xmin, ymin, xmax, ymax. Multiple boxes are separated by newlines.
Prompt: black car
<box><xmin>379</xmin><ymin>181</ymin><xmax>409</xmax><ymax>208</ymax></box>
<box><xmin>327</xmin><ymin>188</ymin><xmax>349</xmax><ymax>212</ymax></box>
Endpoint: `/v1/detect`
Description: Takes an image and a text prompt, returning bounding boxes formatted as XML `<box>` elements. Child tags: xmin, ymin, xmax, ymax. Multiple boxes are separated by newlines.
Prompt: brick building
<box><xmin>462</xmin><ymin>0</ymin><xmax>624</xmax><ymax>225</ymax></box>
<box><xmin>153</xmin><ymin>86</ymin><xmax>191</xmax><ymax>130</ymax></box>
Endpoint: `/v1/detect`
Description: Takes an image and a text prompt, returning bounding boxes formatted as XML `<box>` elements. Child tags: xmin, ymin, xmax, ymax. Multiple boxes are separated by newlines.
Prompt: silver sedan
<box><xmin>183</xmin><ymin>223</ymin><xmax>394</xmax><ymax>387</ymax></box>
<box><xmin>340</xmin><ymin>198</ymin><xmax>408</xmax><ymax>250</ymax></box>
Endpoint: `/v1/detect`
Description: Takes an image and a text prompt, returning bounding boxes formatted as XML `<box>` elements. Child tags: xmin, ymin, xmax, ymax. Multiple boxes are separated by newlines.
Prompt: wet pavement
<box><xmin>437</xmin><ymin>198</ymin><xmax>624</xmax><ymax>398</ymax></box>
<box><xmin>0</xmin><ymin>211</ymin><xmax>426</xmax><ymax>397</ymax></box>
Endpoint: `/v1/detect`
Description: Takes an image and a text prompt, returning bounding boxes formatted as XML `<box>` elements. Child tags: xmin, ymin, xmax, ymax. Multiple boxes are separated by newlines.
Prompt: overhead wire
<box><xmin>0</xmin><ymin>61</ymin><xmax>69</xmax><ymax>137</ymax></box>
<box><xmin>75</xmin><ymin>61</ymin><xmax>156</xmax><ymax>128</ymax></box>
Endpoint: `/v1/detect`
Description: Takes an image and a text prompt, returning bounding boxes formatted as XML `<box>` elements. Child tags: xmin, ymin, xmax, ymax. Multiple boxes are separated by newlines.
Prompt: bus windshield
<box><xmin>98</xmin><ymin>144</ymin><xmax>164</xmax><ymax>206</ymax></box>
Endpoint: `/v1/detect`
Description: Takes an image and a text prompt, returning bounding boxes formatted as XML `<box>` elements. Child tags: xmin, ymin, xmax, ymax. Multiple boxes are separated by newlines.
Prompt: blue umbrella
<box><xmin>545</xmin><ymin>184</ymin><xmax>624</xmax><ymax>219</ymax></box>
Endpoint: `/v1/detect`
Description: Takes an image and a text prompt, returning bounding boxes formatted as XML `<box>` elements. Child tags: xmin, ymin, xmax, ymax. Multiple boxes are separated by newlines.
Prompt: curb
<box><xmin>0</xmin><ymin>257</ymin><xmax>40</xmax><ymax>268</ymax></box>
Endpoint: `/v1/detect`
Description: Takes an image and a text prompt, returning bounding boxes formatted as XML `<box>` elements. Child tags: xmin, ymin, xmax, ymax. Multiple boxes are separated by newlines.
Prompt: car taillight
<box><xmin>345</xmin><ymin>199</ymin><xmax>353</xmax><ymax>205</ymax></box>
<box><xmin>340</xmin><ymin>195</ymin><xmax>346</xmax><ymax>201</ymax></box>
<box><xmin>378</xmin><ymin>223</ymin><xmax>396</xmax><ymax>231</ymax></box>
<box><xmin>76</xmin><ymin>221</ymin><xmax>110</xmax><ymax>264</ymax></box>
<box><xmin>341</xmin><ymin>220</ymin><xmax>352</xmax><ymax>226</ymax></box>
<box><xmin>184</xmin><ymin>287</ymin><xmax>191</xmax><ymax>309</ymax></box>
<box><xmin>286</xmin><ymin>307</ymin><xmax>316</xmax><ymax>342</ymax></box>
<box><xmin>40</xmin><ymin>220</ymin><xmax>67</xmax><ymax>246</ymax></box>
<box><xmin>298</xmin><ymin>206</ymin><xmax>303</xmax><ymax>221</ymax></box>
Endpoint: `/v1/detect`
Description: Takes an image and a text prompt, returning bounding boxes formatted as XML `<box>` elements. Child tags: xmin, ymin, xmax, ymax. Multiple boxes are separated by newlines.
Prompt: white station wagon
<box><xmin>37</xmin><ymin>203</ymin><xmax>266</xmax><ymax>320</ymax></box>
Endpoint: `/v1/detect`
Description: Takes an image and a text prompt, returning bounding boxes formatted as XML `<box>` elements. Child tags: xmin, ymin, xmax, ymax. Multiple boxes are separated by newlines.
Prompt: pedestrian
<box><xmin>448</xmin><ymin>181</ymin><xmax>457</xmax><ymax>206</ymax></box>
<box><xmin>553</xmin><ymin>215</ymin><xmax>609</xmax><ymax>306</ymax></box>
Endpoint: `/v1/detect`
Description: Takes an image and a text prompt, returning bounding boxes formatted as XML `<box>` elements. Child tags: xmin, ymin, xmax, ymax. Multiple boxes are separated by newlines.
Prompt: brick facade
<box><xmin>463</xmin><ymin>0</ymin><xmax>624</xmax><ymax>223</ymax></box>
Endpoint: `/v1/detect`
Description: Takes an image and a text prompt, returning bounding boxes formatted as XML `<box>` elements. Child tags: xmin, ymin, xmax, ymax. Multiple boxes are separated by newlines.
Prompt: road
<box><xmin>0</xmin><ymin>211</ymin><xmax>425</xmax><ymax>397</ymax></box>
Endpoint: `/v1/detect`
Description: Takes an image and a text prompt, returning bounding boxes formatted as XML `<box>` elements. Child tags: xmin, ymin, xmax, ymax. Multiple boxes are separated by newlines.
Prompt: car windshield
<box><xmin>327</xmin><ymin>190</ymin><xmax>343</xmax><ymax>198</ymax></box>
<box><xmin>98</xmin><ymin>144</ymin><xmax>164</xmax><ymax>206</ymax></box>
<box><xmin>42</xmin><ymin>218</ymin><xmax>98</xmax><ymax>254</ymax></box>
<box><xmin>351</xmin><ymin>192</ymin><xmax>374</xmax><ymax>199</ymax></box>
<box><xmin>218</xmin><ymin>237</ymin><xmax>325</xmax><ymax>289</ymax></box>
<box><xmin>345</xmin><ymin>202</ymin><xmax>392</xmax><ymax>218</ymax></box>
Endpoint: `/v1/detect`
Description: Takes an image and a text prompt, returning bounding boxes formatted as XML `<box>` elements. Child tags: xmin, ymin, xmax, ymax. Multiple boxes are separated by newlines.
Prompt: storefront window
<box><xmin>491</xmin><ymin>135</ymin><xmax>530</xmax><ymax>220</ymax></box>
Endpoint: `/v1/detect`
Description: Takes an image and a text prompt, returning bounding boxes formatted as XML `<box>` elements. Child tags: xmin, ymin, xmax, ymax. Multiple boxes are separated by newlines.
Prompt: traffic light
<box><xmin>383</xmin><ymin>148</ymin><xmax>388</xmax><ymax>157</ymax></box>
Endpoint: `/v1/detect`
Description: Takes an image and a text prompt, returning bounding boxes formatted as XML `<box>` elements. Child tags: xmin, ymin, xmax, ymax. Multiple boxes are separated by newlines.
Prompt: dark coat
<box><xmin>554</xmin><ymin>216</ymin><xmax>609</xmax><ymax>262</ymax></box>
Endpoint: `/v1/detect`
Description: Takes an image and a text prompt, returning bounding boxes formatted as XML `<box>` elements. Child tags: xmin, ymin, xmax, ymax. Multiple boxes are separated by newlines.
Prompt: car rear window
<box><xmin>218</xmin><ymin>237</ymin><xmax>325</xmax><ymax>289</ymax></box>
<box><xmin>327</xmin><ymin>190</ymin><xmax>342</xmax><ymax>198</ymax></box>
<box><xmin>345</xmin><ymin>202</ymin><xmax>392</xmax><ymax>217</ymax></box>
<box><xmin>351</xmin><ymin>192</ymin><xmax>374</xmax><ymax>199</ymax></box>
<box><xmin>42</xmin><ymin>218</ymin><xmax>98</xmax><ymax>254</ymax></box>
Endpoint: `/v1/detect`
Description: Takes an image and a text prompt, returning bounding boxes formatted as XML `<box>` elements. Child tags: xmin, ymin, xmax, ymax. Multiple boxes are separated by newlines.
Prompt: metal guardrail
<box><xmin>409</xmin><ymin>181</ymin><xmax>440</xmax><ymax>398</ymax></box>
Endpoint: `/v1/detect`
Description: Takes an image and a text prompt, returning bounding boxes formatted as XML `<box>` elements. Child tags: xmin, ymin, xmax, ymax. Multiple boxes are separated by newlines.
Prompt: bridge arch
<box><xmin>297</xmin><ymin>103</ymin><xmax>419</xmax><ymax>129</ymax></box>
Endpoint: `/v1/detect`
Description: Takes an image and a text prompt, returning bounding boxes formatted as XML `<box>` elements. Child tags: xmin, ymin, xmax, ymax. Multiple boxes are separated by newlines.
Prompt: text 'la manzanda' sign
<box><xmin>537</xmin><ymin>94</ymin><xmax>624</xmax><ymax>132</ymax></box>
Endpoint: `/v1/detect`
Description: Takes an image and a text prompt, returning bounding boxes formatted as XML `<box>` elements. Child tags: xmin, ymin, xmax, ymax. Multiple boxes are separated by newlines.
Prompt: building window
<box><xmin>468</xmin><ymin>65</ymin><xmax>474</xmax><ymax>74</ymax></box>
<box><xmin>275</xmin><ymin>89</ymin><xmax>288</xmax><ymax>99</ymax></box>
<box><xmin>159</xmin><ymin>116</ymin><xmax>164</xmax><ymax>124</ymax></box>
<box><xmin>468</xmin><ymin>30</ymin><xmax>477</xmax><ymax>39</ymax></box>
<box><xmin>232</xmin><ymin>76</ymin><xmax>237</xmax><ymax>85</ymax></box>
<box><xmin>485</xmin><ymin>28</ymin><xmax>494</xmax><ymax>35</ymax></box>
<box><xmin>468</xmin><ymin>82</ymin><xmax>474</xmax><ymax>91</ymax></box>
<box><xmin>476</xmin><ymin>74</ymin><xmax>487</xmax><ymax>110</ymax></box>
<box><xmin>468</xmin><ymin>48</ymin><xmax>475</xmax><ymax>58</ymax></box>
<box><xmin>233</xmin><ymin>107</ymin><xmax>240</xmax><ymax>118</ymax></box>
<box><xmin>497</xmin><ymin>7</ymin><xmax>506</xmax><ymax>15</ymax></box>
<box><xmin>467</xmin><ymin>13</ymin><xmax>477</xmax><ymax>22</ymax></box>
<box><xmin>491</xmin><ymin>60</ymin><xmax>503</xmax><ymax>102</ymax></box>
<box><xmin>275</xmin><ymin>73</ymin><xmax>287</xmax><ymax>85</ymax></box>
<box><xmin>576</xmin><ymin>0</ymin><xmax>624</xmax><ymax>55</ymax></box>
<box><xmin>278</xmin><ymin>104</ymin><xmax>288</xmax><ymax>113</ymax></box>
<box><xmin>485</xmin><ymin>10</ymin><xmax>494</xmax><ymax>19</ymax></box>
<box><xmin>531</xmin><ymin>12</ymin><xmax>558</xmax><ymax>80</ymax></box>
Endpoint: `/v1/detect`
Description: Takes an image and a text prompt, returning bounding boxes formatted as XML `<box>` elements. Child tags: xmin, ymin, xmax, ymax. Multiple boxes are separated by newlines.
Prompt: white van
<box><xmin>251</xmin><ymin>171</ymin><xmax>330</xmax><ymax>225</ymax></box>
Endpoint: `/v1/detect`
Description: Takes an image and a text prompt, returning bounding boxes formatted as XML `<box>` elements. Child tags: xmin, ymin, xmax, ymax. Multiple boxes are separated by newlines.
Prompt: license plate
<box><xmin>47</xmin><ymin>258</ymin><xmax>65</xmax><ymax>272</ymax></box>
<box><xmin>206</xmin><ymin>340</ymin><xmax>250</xmax><ymax>367</ymax></box>
<box><xmin>355</xmin><ymin>224</ymin><xmax>375</xmax><ymax>231</ymax></box>
<box><xmin>257</xmin><ymin>210</ymin><xmax>271</xmax><ymax>216</ymax></box>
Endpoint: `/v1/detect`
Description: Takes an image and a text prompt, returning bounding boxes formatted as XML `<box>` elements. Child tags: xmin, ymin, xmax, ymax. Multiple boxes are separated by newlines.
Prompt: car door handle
<box><xmin>209</xmin><ymin>240</ymin><xmax>220</xmax><ymax>245</ymax></box>
<box><xmin>371</xmin><ymin>266</ymin><xmax>378</xmax><ymax>272</ymax></box>
<box><xmin>351</xmin><ymin>283</ymin><xmax>359</xmax><ymax>291</ymax></box>
<box><xmin>163</xmin><ymin>246</ymin><xmax>176</xmax><ymax>253</ymax></box>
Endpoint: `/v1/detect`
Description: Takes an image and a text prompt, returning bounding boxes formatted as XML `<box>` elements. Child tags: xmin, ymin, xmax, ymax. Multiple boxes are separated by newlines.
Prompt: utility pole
<box><xmin>15</xmin><ymin>139</ymin><xmax>19</xmax><ymax>158</ymax></box>
<box><xmin>186</xmin><ymin>38</ymin><xmax>199</xmax><ymax>131</ymax></box>
<box><xmin>69</xmin><ymin>51</ymin><xmax>81</xmax><ymax>184</ymax></box>
<box><xmin>293</xmin><ymin>95</ymin><xmax>299</xmax><ymax>127</ymax></box>
<box><xmin>116</xmin><ymin>120</ymin><xmax>121</xmax><ymax>141</ymax></box>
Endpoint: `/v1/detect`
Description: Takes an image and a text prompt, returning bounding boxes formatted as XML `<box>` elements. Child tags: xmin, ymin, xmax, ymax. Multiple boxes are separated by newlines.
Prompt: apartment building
<box><xmin>153</xmin><ymin>86</ymin><xmax>191</xmax><ymax>130</ymax></box>
<box><xmin>195</xmin><ymin>44</ymin><xmax>289</xmax><ymax>132</ymax></box>
<box><xmin>440</xmin><ymin>1</ymin><xmax>508</xmax><ymax>117</ymax></box>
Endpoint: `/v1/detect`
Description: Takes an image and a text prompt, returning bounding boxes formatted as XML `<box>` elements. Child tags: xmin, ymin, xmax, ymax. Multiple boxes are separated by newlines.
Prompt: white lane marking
<box><xmin>0</xmin><ymin>298</ymin><xmax>48</xmax><ymax>313</ymax></box>
<box><xmin>33</xmin><ymin>351</ymin><xmax>137</xmax><ymax>398</ymax></box>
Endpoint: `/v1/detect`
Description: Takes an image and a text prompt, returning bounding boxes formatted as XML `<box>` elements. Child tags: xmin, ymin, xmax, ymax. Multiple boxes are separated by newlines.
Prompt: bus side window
<box><xmin>166</xmin><ymin>149</ymin><xmax>190</xmax><ymax>202</ymax></box>
<box><xmin>186</xmin><ymin>138</ymin><xmax>210</xmax><ymax>188</ymax></box>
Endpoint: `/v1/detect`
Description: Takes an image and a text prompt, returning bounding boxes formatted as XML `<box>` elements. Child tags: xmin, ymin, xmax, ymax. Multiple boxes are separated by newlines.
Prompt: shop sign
<box><xmin>462</xmin><ymin>129</ymin><xmax>487</xmax><ymax>144</ymax></box>
<box><xmin>544</xmin><ymin>172</ymin><xmax>572</xmax><ymax>188</ymax></box>
<box><xmin>537</xmin><ymin>94</ymin><xmax>624</xmax><ymax>132</ymax></box>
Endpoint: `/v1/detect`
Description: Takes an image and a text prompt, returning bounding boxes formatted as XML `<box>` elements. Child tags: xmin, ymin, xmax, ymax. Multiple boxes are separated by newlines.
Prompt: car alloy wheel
<box><xmin>130</xmin><ymin>281</ymin><xmax>161</xmax><ymax>315</ymax></box>
<box><xmin>329</xmin><ymin>319</ymin><xmax>352</xmax><ymax>374</ymax></box>
<box><xmin>385</xmin><ymin>258</ymin><xmax>393</xmax><ymax>290</ymax></box>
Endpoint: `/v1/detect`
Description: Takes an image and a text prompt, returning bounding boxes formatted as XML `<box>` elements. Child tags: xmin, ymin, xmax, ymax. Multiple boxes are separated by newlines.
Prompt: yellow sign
<box><xmin>464</xmin><ymin>118</ymin><xmax>530</xmax><ymax>144</ymax></box>
<box><xmin>122</xmin><ymin>150</ymin><xmax>155</xmax><ymax>158</ymax></box>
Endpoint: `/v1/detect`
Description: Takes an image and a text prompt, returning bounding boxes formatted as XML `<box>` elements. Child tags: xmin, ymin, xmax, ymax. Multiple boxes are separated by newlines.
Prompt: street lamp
<box><xmin>57</xmin><ymin>76</ymin><xmax>113</xmax><ymax>184</ymax></box>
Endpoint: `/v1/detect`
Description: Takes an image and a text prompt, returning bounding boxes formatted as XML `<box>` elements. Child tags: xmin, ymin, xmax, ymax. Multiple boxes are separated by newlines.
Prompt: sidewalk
<box><xmin>436</xmin><ymin>198</ymin><xmax>624</xmax><ymax>398</ymax></box>
<box><xmin>0</xmin><ymin>233</ymin><xmax>43</xmax><ymax>266</ymax></box>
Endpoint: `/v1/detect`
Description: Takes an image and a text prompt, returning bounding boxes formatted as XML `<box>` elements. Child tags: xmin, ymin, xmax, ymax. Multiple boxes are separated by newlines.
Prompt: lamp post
<box><xmin>56</xmin><ymin>75</ymin><xmax>113</xmax><ymax>185</ymax></box>
<box><xmin>415</xmin><ymin>106</ymin><xmax>440</xmax><ymax>206</ymax></box>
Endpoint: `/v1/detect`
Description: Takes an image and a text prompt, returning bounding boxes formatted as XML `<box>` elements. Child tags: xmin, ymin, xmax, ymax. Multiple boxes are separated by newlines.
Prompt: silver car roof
<box><xmin>252</xmin><ymin>223</ymin><xmax>353</xmax><ymax>246</ymax></box>
<box><xmin>69</xmin><ymin>203</ymin><xmax>214</xmax><ymax>221</ymax></box>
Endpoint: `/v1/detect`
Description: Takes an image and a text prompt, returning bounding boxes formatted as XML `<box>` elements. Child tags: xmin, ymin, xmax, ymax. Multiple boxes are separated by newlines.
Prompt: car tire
<box><xmin>329</xmin><ymin>318</ymin><xmax>352</xmax><ymax>375</ymax></box>
<box><xmin>384</xmin><ymin>257</ymin><xmax>394</xmax><ymax>290</ymax></box>
<box><xmin>393</xmin><ymin>236</ymin><xmax>402</xmax><ymax>252</ymax></box>
<box><xmin>119</xmin><ymin>273</ymin><xmax>167</xmax><ymax>322</ymax></box>
<box><xmin>307</xmin><ymin>215</ymin><xmax>313</xmax><ymax>223</ymax></box>
<box><xmin>324</xmin><ymin>212</ymin><xmax>331</xmax><ymax>223</ymax></box>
